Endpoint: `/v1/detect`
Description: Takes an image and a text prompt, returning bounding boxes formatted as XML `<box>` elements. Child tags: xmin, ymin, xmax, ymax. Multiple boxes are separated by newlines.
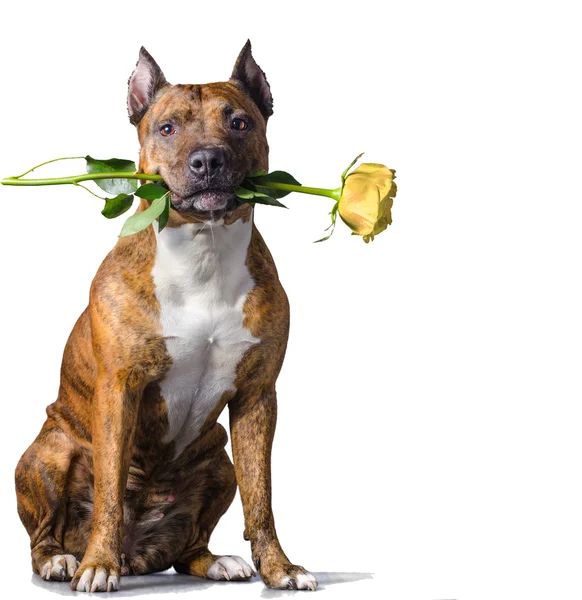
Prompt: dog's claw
<box><xmin>207</xmin><ymin>555</ymin><xmax>254</xmax><ymax>581</ymax></box>
<box><xmin>71</xmin><ymin>564</ymin><xmax>119</xmax><ymax>592</ymax></box>
<box><xmin>263</xmin><ymin>564</ymin><xmax>318</xmax><ymax>591</ymax></box>
<box><xmin>38</xmin><ymin>554</ymin><xmax>78</xmax><ymax>582</ymax></box>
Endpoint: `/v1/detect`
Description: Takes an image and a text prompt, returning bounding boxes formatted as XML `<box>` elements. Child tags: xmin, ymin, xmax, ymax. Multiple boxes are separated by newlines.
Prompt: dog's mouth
<box><xmin>167</xmin><ymin>186</ymin><xmax>239</xmax><ymax>220</ymax></box>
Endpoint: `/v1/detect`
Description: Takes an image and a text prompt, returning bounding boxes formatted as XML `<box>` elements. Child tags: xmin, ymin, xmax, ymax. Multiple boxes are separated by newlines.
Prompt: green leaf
<box><xmin>251</xmin><ymin>195</ymin><xmax>288</xmax><ymax>208</ymax></box>
<box><xmin>86</xmin><ymin>156</ymin><xmax>137</xmax><ymax>172</ymax></box>
<box><xmin>239</xmin><ymin>179</ymin><xmax>258</xmax><ymax>192</ymax></box>
<box><xmin>158</xmin><ymin>196</ymin><xmax>171</xmax><ymax>232</ymax></box>
<box><xmin>249</xmin><ymin>171</ymin><xmax>302</xmax><ymax>198</ymax></box>
<box><xmin>251</xmin><ymin>190</ymin><xmax>278</xmax><ymax>199</ymax></box>
<box><xmin>235</xmin><ymin>184</ymin><xmax>288</xmax><ymax>207</ymax></box>
<box><xmin>253</xmin><ymin>185</ymin><xmax>292</xmax><ymax>199</ymax></box>
<box><xmin>101</xmin><ymin>193</ymin><xmax>134</xmax><ymax>219</ymax></box>
<box><xmin>314</xmin><ymin>231</ymin><xmax>334</xmax><ymax>243</ymax></box>
<box><xmin>314</xmin><ymin>219</ymin><xmax>337</xmax><ymax>242</ymax></box>
<box><xmin>86</xmin><ymin>155</ymin><xmax>138</xmax><ymax>195</ymax></box>
<box><xmin>330</xmin><ymin>202</ymin><xmax>339</xmax><ymax>220</ymax></box>
<box><xmin>135</xmin><ymin>183</ymin><xmax>168</xmax><ymax>200</ymax></box>
<box><xmin>314</xmin><ymin>202</ymin><xmax>339</xmax><ymax>242</ymax></box>
<box><xmin>119</xmin><ymin>194</ymin><xmax>168</xmax><ymax>237</ymax></box>
<box><xmin>235</xmin><ymin>186</ymin><xmax>257</xmax><ymax>200</ymax></box>
<box><xmin>340</xmin><ymin>152</ymin><xmax>364</xmax><ymax>182</ymax></box>
<box><xmin>240</xmin><ymin>170</ymin><xmax>303</xmax><ymax>199</ymax></box>
<box><xmin>256</xmin><ymin>170</ymin><xmax>301</xmax><ymax>186</ymax></box>
<box><xmin>247</xmin><ymin>169</ymin><xmax>267</xmax><ymax>177</ymax></box>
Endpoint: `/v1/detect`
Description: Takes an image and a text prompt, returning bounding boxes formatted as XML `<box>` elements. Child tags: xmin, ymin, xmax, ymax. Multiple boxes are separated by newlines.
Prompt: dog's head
<box><xmin>127</xmin><ymin>41</ymin><xmax>272</xmax><ymax>222</ymax></box>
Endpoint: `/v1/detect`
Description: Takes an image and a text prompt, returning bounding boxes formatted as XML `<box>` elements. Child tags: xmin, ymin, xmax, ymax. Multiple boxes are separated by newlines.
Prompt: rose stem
<box><xmin>1</xmin><ymin>173</ymin><xmax>164</xmax><ymax>186</ymax></box>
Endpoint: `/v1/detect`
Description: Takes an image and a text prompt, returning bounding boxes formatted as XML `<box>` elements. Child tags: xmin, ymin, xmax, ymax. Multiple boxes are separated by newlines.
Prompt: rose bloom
<box><xmin>337</xmin><ymin>163</ymin><xmax>396</xmax><ymax>242</ymax></box>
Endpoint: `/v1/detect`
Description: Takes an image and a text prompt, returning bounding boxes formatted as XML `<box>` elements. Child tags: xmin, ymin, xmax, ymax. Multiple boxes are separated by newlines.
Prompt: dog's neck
<box><xmin>152</xmin><ymin>216</ymin><xmax>255</xmax><ymax>307</ymax></box>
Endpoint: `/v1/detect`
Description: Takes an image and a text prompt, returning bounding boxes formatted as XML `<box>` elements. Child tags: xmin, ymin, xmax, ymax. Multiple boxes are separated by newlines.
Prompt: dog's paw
<box><xmin>261</xmin><ymin>563</ymin><xmax>318</xmax><ymax>591</ymax></box>
<box><xmin>39</xmin><ymin>554</ymin><xmax>79</xmax><ymax>581</ymax></box>
<box><xmin>207</xmin><ymin>555</ymin><xmax>256</xmax><ymax>581</ymax></box>
<box><xmin>70</xmin><ymin>564</ymin><xmax>119</xmax><ymax>593</ymax></box>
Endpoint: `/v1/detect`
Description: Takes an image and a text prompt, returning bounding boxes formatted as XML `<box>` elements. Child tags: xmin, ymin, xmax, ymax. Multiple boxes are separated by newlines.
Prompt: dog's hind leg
<box><xmin>15</xmin><ymin>417</ymin><xmax>80</xmax><ymax>581</ymax></box>
<box><xmin>172</xmin><ymin>444</ymin><xmax>255</xmax><ymax>581</ymax></box>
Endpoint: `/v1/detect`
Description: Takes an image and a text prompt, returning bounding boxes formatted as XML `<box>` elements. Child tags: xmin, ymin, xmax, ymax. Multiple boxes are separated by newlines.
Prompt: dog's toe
<box><xmin>71</xmin><ymin>563</ymin><xmax>119</xmax><ymax>593</ymax></box>
<box><xmin>282</xmin><ymin>569</ymin><xmax>318</xmax><ymax>591</ymax></box>
<box><xmin>39</xmin><ymin>554</ymin><xmax>78</xmax><ymax>582</ymax></box>
<box><xmin>262</xmin><ymin>564</ymin><xmax>318</xmax><ymax>591</ymax></box>
<box><xmin>207</xmin><ymin>555</ymin><xmax>255</xmax><ymax>581</ymax></box>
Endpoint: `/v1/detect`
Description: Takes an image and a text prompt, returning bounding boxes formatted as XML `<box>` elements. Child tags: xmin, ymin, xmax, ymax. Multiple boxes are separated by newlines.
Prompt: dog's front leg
<box><xmin>70</xmin><ymin>371</ymin><xmax>143</xmax><ymax>593</ymax></box>
<box><xmin>229</xmin><ymin>387</ymin><xmax>317</xmax><ymax>591</ymax></box>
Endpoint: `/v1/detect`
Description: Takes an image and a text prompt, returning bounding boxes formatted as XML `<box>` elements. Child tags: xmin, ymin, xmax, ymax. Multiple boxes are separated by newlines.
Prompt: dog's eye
<box><xmin>160</xmin><ymin>124</ymin><xmax>175</xmax><ymax>136</ymax></box>
<box><xmin>231</xmin><ymin>118</ymin><xmax>248</xmax><ymax>131</ymax></box>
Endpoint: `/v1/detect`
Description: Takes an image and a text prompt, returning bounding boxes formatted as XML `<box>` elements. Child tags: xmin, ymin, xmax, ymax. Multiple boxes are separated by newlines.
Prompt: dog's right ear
<box><xmin>231</xmin><ymin>40</ymin><xmax>273</xmax><ymax>121</ymax></box>
<box><xmin>127</xmin><ymin>47</ymin><xmax>168</xmax><ymax>126</ymax></box>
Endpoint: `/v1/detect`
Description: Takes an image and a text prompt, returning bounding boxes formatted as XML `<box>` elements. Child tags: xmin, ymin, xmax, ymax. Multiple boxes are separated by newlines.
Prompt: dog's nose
<box><xmin>188</xmin><ymin>147</ymin><xmax>226</xmax><ymax>179</ymax></box>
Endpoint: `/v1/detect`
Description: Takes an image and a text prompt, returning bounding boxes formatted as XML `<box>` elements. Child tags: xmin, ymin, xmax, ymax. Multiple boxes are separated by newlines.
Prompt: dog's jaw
<box><xmin>170</xmin><ymin>189</ymin><xmax>239</xmax><ymax>220</ymax></box>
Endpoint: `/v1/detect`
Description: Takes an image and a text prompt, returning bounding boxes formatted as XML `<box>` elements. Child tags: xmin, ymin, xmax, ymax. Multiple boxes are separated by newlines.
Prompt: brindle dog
<box><xmin>15</xmin><ymin>41</ymin><xmax>317</xmax><ymax>592</ymax></box>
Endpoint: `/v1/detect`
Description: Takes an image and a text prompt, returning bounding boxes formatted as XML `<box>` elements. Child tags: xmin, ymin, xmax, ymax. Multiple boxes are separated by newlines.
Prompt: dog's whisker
<box><xmin>209</xmin><ymin>215</ymin><xmax>216</xmax><ymax>248</ymax></box>
<box><xmin>194</xmin><ymin>221</ymin><xmax>208</xmax><ymax>237</ymax></box>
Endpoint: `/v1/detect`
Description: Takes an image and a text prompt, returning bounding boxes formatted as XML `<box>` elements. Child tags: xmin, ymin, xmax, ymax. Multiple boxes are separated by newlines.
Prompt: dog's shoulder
<box><xmin>241</xmin><ymin>223</ymin><xmax>289</xmax><ymax>357</ymax></box>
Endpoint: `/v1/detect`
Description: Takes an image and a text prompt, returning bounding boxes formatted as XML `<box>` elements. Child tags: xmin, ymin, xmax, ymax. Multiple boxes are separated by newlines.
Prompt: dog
<box><xmin>14</xmin><ymin>41</ymin><xmax>317</xmax><ymax>592</ymax></box>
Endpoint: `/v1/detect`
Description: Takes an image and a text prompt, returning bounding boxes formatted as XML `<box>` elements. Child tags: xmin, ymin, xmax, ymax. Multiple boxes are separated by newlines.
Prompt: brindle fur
<box><xmin>15</xmin><ymin>42</ymin><xmax>314</xmax><ymax>591</ymax></box>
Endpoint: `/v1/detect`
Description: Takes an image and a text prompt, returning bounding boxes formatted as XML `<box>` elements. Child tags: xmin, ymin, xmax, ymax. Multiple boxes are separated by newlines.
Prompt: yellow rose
<box><xmin>337</xmin><ymin>163</ymin><xmax>396</xmax><ymax>243</ymax></box>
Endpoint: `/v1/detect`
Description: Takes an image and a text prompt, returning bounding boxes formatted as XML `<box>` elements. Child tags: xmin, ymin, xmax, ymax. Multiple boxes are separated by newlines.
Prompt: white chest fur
<box><xmin>151</xmin><ymin>217</ymin><xmax>260</xmax><ymax>458</ymax></box>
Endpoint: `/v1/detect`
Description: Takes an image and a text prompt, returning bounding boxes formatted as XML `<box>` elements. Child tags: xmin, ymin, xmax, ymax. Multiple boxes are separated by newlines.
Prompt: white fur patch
<box><xmin>40</xmin><ymin>554</ymin><xmax>78</xmax><ymax>581</ymax></box>
<box><xmin>207</xmin><ymin>555</ymin><xmax>255</xmax><ymax>580</ymax></box>
<box><xmin>281</xmin><ymin>570</ymin><xmax>318</xmax><ymax>591</ymax></box>
<box><xmin>151</xmin><ymin>217</ymin><xmax>259</xmax><ymax>458</ymax></box>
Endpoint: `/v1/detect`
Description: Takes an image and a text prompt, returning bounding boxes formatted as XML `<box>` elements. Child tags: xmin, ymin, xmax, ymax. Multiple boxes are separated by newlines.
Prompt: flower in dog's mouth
<box><xmin>1</xmin><ymin>154</ymin><xmax>398</xmax><ymax>242</ymax></box>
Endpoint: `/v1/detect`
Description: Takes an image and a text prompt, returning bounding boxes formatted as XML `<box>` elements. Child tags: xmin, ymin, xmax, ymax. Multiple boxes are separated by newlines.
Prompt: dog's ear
<box><xmin>127</xmin><ymin>47</ymin><xmax>168</xmax><ymax>126</ymax></box>
<box><xmin>230</xmin><ymin>40</ymin><xmax>273</xmax><ymax>121</ymax></box>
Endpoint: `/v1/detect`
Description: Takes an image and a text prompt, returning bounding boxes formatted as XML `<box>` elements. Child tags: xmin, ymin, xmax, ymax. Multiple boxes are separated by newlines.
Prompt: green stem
<box><xmin>1</xmin><ymin>170</ymin><xmax>342</xmax><ymax>202</ymax></box>
<box><xmin>13</xmin><ymin>156</ymin><xmax>86</xmax><ymax>179</ymax></box>
<box><xmin>73</xmin><ymin>183</ymin><xmax>108</xmax><ymax>200</ymax></box>
<box><xmin>1</xmin><ymin>172</ymin><xmax>164</xmax><ymax>186</ymax></box>
<box><xmin>254</xmin><ymin>179</ymin><xmax>341</xmax><ymax>201</ymax></box>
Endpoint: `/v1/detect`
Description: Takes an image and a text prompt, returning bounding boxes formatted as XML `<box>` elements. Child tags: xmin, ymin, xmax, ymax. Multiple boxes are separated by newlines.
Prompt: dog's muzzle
<box><xmin>163</xmin><ymin>145</ymin><xmax>244</xmax><ymax>218</ymax></box>
<box><xmin>171</xmin><ymin>189</ymin><xmax>238</xmax><ymax>215</ymax></box>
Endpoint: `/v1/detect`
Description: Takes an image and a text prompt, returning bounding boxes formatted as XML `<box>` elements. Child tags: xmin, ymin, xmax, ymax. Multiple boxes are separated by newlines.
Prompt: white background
<box><xmin>0</xmin><ymin>1</ymin><xmax>581</xmax><ymax>599</ymax></box>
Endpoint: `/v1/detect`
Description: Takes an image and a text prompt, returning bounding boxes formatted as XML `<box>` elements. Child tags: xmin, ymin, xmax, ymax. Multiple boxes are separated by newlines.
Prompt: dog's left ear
<box><xmin>231</xmin><ymin>40</ymin><xmax>273</xmax><ymax>121</ymax></box>
<box><xmin>128</xmin><ymin>47</ymin><xmax>168</xmax><ymax>126</ymax></box>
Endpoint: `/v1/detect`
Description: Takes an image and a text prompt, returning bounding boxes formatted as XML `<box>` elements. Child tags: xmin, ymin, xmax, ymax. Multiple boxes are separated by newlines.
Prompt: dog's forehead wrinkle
<box><xmin>199</xmin><ymin>85</ymin><xmax>206</xmax><ymax>137</ymax></box>
<box><xmin>151</xmin><ymin>85</ymin><xmax>234</xmax><ymax>131</ymax></box>
<box><xmin>158</xmin><ymin>108</ymin><xmax>197</xmax><ymax>125</ymax></box>
<box><xmin>201</xmin><ymin>82</ymin><xmax>250</xmax><ymax>109</ymax></box>
<box><xmin>155</xmin><ymin>82</ymin><xmax>252</xmax><ymax>123</ymax></box>
<box><xmin>193</xmin><ymin>84</ymin><xmax>202</xmax><ymax>104</ymax></box>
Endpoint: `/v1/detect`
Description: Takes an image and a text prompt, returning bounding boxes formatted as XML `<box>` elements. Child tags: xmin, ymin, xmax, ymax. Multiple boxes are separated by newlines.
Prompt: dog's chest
<box><xmin>151</xmin><ymin>219</ymin><xmax>259</xmax><ymax>457</ymax></box>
